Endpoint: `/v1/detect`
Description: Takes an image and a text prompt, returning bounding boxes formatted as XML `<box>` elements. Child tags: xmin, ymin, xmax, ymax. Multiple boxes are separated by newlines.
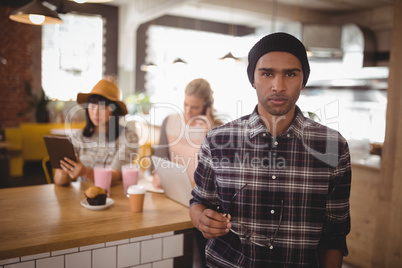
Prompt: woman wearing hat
<box><xmin>53</xmin><ymin>79</ymin><xmax>138</xmax><ymax>186</ymax></box>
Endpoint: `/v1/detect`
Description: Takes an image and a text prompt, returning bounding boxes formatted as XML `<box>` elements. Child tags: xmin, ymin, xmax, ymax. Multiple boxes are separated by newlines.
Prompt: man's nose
<box><xmin>272</xmin><ymin>77</ymin><xmax>285</xmax><ymax>92</ymax></box>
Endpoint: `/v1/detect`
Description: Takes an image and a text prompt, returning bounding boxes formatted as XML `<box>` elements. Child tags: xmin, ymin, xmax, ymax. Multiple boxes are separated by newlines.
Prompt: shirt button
<box><xmin>262</xmin><ymin>133</ymin><xmax>266</xmax><ymax>136</ymax></box>
<box><xmin>274</xmin><ymin>141</ymin><xmax>278</xmax><ymax>146</ymax></box>
<box><xmin>272</xmin><ymin>175</ymin><xmax>276</xmax><ymax>180</ymax></box>
<box><xmin>270</xmin><ymin>210</ymin><xmax>275</xmax><ymax>214</ymax></box>
<box><xmin>269</xmin><ymin>245</ymin><xmax>274</xmax><ymax>250</ymax></box>
<box><xmin>287</xmin><ymin>134</ymin><xmax>290</xmax><ymax>138</ymax></box>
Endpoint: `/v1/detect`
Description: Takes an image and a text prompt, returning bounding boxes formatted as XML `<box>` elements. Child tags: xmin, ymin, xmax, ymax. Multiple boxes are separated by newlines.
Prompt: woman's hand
<box><xmin>191</xmin><ymin>107</ymin><xmax>213</xmax><ymax>130</ymax></box>
<box><xmin>152</xmin><ymin>172</ymin><xmax>163</xmax><ymax>190</ymax></box>
<box><xmin>60</xmin><ymin>154</ymin><xmax>86</xmax><ymax>179</ymax></box>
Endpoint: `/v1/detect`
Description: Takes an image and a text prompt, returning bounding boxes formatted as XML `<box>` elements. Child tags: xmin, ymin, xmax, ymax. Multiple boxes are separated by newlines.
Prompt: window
<box><xmin>42</xmin><ymin>13</ymin><xmax>104</xmax><ymax>101</ymax></box>
<box><xmin>144</xmin><ymin>25</ymin><xmax>387</xmax><ymax>150</ymax></box>
<box><xmin>144</xmin><ymin>25</ymin><xmax>289</xmax><ymax>125</ymax></box>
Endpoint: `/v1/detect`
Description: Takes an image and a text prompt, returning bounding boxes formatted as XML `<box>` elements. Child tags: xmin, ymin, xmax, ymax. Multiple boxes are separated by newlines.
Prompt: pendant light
<box><xmin>172</xmin><ymin>58</ymin><xmax>187</xmax><ymax>65</ymax></box>
<box><xmin>9</xmin><ymin>0</ymin><xmax>62</xmax><ymax>25</ymax></box>
<box><xmin>220</xmin><ymin>0</ymin><xmax>238</xmax><ymax>62</ymax></box>
<box><xmin>140</xmin><ymin>62</ymin><xmax>157</xmax><ymax>72</ymax></box>
<box><xmin>171</xmin><ymin>17</ymin><xmax>187</xmax><ymax>66</ymax></box>
<box><xmin>220</xmin><ymin>52</ymin><xmax>240</xmax><ymax>62</ymax></box>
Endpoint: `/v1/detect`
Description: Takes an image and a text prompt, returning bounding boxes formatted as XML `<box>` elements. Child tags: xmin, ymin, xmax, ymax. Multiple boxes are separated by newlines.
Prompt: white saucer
<box><xmin>137</xmin><ymin>178</ymin><xmax>164</xmax><ymax>193</ymax></box>
<box><xmin>81</xmin><ymin>198</ymin><xmax>114</xmax><ymax>210</ymax></box>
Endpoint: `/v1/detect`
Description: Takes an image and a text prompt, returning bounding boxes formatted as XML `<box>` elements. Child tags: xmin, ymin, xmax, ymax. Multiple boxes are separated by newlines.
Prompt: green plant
<box><xmin>21</xmin><ymin>81</ymin><xmax>50</xmax><ymax>122</ymax></box>
<box><xmin>125</xmin><ymin>92</ymin><xmax>151</xmax><ymax>114</ymax></box>
<box><xmin>304</xmin><ymin>111</ymin><xmax>320</xmax><ymax>122</ymax></box>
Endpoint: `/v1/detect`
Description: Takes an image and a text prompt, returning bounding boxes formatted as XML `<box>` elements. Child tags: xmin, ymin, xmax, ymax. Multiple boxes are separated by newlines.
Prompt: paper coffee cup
<box><xmin>127</xmin><ymin>185</ymin><xmax>146</xmax><ymax>212</ymax></box>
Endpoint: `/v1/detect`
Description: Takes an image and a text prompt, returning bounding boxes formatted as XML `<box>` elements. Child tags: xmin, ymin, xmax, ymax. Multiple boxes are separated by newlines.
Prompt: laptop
<box><xmin>151</xmin><ymin>156</ymin><xmax>193</xmax><ymax>207</ymax></box>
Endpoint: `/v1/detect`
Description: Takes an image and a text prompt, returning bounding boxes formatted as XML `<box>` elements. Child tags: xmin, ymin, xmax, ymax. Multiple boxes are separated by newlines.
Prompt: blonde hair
<box><xmin>185</xmin><ymin>78</ymin><xmax>223</xmax><ymax>127</ymax></box>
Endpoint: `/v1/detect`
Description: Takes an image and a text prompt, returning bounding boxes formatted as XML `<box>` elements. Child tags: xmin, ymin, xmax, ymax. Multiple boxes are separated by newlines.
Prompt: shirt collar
<box><xmin>248</xmin><ymin>105</ymin><xmax>307</xmax><ymax>140</ymax></box>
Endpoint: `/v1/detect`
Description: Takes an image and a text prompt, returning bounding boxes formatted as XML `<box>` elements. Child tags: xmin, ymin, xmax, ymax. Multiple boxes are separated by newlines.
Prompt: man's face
<box><xmin>253</xmin><ymin>51</ymin><xmax>305</xmax><ymax>118</ymax></box>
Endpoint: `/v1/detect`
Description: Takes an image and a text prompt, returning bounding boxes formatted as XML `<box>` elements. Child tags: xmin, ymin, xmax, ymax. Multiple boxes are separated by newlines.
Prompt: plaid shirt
<box><xmin>190</xmin><ymin>106</ymin><xmax>351</xmax><ymax>268</ymax></box>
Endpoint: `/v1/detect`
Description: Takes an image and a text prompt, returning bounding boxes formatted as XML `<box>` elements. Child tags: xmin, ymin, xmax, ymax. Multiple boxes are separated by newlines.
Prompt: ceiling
<box><xmin>106</xmin><ymin>0</ymin><xmax>395</xmax><ymax>28</ymax></box>
<box><xmin>258</xmin><ymin>0</ymin><xmax>394</xmax><ymax>12</ymax></box>
<box><xmin>3</xmin><ymin>0</ymin><xmax>394</xmax><ymax>29</ymax></box>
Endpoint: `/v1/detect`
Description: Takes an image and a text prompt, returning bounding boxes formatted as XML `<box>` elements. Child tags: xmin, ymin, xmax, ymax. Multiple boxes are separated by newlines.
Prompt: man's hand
<box><xmin>317</xmin><ymin>249</ymin><xmax>343</xmax><ymax>268</ymax></box>
<box><xmin>190</xmin><ymin>204</ymin><xmax>231</xmax><ymax>239</ymax></box>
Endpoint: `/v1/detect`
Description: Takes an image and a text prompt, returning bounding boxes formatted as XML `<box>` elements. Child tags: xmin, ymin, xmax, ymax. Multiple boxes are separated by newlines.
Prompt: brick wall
<box><xmin>0</xmin><ymin>2</ymin><xmax>118</xmax><ymax>129</ymax></box>
<box><xmin>0</xmin><ymin>5</ymin><xmax>42</xmax><ymax>128</ymax></box>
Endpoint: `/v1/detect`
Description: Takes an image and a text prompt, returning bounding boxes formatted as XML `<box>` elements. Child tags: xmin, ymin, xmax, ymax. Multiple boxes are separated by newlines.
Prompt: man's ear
<box><xmin>252</xmin><ymin>83</ymin><xmax>256</xmax><ymax>89</ymax></box>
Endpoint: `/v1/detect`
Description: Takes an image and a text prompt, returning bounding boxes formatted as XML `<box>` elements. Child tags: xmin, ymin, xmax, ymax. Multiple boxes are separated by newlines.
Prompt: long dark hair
<box><xmin>83</xmin><ymin>94</ymin><xmax>123</xmax><ymax>141</ymax></box>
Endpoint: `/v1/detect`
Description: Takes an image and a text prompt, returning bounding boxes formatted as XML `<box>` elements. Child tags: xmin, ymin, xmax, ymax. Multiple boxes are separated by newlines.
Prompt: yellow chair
<box><xmin>41</xmin><ymin>155</ymin><xmax>53</xmax><ymax>184</ymax></box>
<box><xmin>133</xmin><ymin>121</ymin><xmax>160</xmax><ymax>173</ymax></box>
<box><xmin>5</xmin><ymin>128</ymin><xmax>23</xmax><ymax>177</ymax></box>
<box><xmin>20</xmin><ymin>122</ymin><xmax>85</xmax><ymax>162</ymax></box>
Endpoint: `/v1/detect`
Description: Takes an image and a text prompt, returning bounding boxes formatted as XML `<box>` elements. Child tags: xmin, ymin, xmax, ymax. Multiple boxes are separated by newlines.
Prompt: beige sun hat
<box><xmin>76</xmin><ymin>79</ymin><xmax>128</xmax><ymax>115</ymax></box>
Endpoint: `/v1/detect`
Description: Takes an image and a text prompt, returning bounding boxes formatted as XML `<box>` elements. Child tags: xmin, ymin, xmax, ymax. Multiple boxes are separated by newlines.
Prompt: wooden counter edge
<box><xmin>0</xmin><ymin>221</ymin><xmax>194</xmax><ymax>261</ymax></box>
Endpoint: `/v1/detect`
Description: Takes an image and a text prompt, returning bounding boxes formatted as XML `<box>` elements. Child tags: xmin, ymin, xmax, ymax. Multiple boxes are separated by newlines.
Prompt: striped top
<box><xmin>69</xmin><ymin>126</ymin><xmax>139</xmax><ymax>173</ymax></box>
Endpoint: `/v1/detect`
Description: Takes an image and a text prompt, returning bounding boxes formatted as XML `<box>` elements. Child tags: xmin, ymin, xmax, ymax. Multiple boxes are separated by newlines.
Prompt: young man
<box><xmin>190</xmin><ymin>32</ymin><xmax>351</xmax><ymax>267</ymax></box>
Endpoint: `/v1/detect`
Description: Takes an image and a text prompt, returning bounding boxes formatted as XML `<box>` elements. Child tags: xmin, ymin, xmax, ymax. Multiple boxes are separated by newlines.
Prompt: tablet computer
<box><xmin>43</xmin><ymin>135</ymin><xmax>77</xmax><ymax>169</ymax></box>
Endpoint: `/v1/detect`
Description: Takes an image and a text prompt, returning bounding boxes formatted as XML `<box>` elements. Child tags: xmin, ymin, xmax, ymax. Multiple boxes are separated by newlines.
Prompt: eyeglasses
<box><xmin>224</xmin><ymin>183</ymin><xmax>284</xmax><ymax>249</ymax></box>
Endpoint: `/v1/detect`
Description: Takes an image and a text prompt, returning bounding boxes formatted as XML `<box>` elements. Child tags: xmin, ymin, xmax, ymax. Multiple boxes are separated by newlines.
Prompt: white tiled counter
<box><xmin>0</xmin><ymin>182</ymin><xmax>194</xmax><ymax>268</ymax></box>
<box><xmin>0</xmin><ymin>231</ymin><xmax>193</xmax><ymax>268</ymax></box>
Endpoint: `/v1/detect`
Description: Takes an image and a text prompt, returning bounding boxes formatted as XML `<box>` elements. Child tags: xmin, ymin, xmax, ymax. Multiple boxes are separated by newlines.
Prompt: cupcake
<box><xmin>84</xmin><ymin>186</ymin><xmax>107</xmax><ymax>206</ymax></box>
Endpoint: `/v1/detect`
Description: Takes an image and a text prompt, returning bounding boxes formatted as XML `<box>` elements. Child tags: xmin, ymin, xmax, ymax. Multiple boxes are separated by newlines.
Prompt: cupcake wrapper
<box><xmin>86</xmin><ymin>194</ymin><xmax>107</xmax><ymax>206</ymax></box>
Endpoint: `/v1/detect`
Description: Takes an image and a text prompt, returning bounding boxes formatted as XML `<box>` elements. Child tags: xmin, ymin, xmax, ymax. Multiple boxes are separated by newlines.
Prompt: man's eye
<box><xmin>286</xmin><ymin>72</ymin><xmax>296</xmax><ymax>77</ymax></box>
<box><xmin>262</xmin><ymin>72</ymin><xmax>273</xmax><ymax>77</ymax></box>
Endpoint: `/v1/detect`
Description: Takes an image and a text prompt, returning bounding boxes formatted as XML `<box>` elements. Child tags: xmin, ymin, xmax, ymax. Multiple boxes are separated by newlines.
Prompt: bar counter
<box><xmin>0</xmin><ymin>181</ymin><xmax>193</xmax><ymax>261</ymax></box>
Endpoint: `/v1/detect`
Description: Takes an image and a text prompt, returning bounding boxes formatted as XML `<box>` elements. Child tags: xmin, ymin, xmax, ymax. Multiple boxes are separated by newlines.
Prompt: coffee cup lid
<box><xmin>127</xmin><ymin>185</ymin><xmax>146</xmax><ymax>194</ymax></box>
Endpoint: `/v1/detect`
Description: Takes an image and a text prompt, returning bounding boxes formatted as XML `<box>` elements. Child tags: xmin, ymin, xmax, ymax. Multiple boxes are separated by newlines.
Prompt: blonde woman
<box><xmin>152</xmin><ymin>78</ymin><xmax>222</xmax><ymax>189</ymax></box>
<box><xmin>152</xmin><ymin>78</ymin><xmax>222</xmax><ymax>268</ymax></box>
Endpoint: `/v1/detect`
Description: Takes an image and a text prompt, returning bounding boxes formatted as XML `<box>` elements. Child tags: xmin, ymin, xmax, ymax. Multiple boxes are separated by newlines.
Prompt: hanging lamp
<box><xmin>9</xmin><ymin>0</ymin><xmax>62</xmax><ymax>25</ymax></box>
<box><xmin>220</xmin><ymin>0</ymin><xmax>239</xmax><ymax>62</ymax></box>
<box><xmin>140</xmin><ymin>62</ymin><xmax>157</xmax><ymax>72</ymax></box>
<box><xmin>171</xmin><ymin>17</ymin><xmax>188</xmax><ymax>66</ymax></box>
<box><xmin>220</xmin><ymin>52</ymin><xmax>240</xmax><ymax>62</ymax></box>
<box><xmin>172</xmin><ymin>58</ymin><xmax>187</xmax><ymax>65</ymax></box>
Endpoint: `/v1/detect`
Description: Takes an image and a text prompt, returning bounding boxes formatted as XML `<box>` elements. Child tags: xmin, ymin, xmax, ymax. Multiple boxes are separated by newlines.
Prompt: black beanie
<box><xmin>247</xmin><ymin>32</ymin><xmax>310</xmax><ymax>86</ymax></box>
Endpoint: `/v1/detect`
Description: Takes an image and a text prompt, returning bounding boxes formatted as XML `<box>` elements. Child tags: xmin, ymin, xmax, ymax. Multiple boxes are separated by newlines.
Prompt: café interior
<box><xmin>0</xmin><ymin>0</ymin><xmax>401</xmax><ymax>267</ymax></box>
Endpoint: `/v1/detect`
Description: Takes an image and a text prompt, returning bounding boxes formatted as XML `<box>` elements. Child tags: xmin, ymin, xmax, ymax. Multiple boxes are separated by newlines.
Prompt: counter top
<box><xmin>0</xmin><ymin>181</ymin><xmax>193</xmax><ymax>260</ymax></box>
<box><xmin>351</xmin><ymin>155</ymin><xmax>381</xmax><ymax>170</ymax></box>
